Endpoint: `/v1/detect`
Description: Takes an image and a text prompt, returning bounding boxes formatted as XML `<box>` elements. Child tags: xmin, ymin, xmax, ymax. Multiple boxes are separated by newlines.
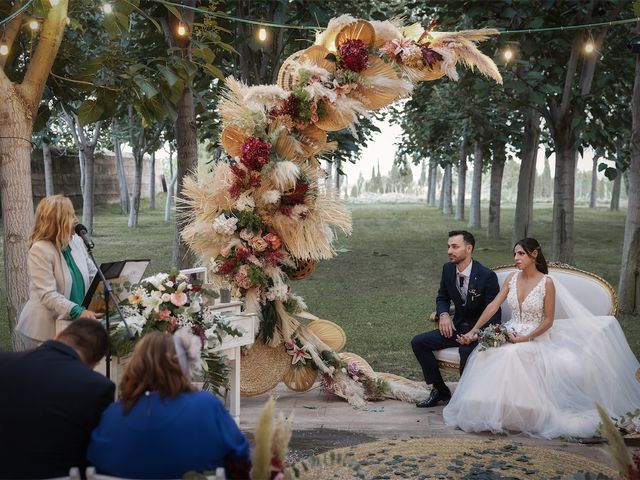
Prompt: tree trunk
<box><xmin>427</xmin><ymin>158</ymin><xmax>437</xmax><ymax>205</ymax></box>
<box><xmin>443</xmin><ymin>163</ymin><xmax>453</xmax><ymax>215</ymax></box>
<box><xmin>114</xmin><ymin>136</ymin><xmax>129</xmax><ymax>215</ymax></box>
<box><xmin>487</xmin><ymin>141</ymin><xmax>506</xmax><ymax>239</ymax></box>
<box><xmin>455</xmin><ymin>135</ymin><xmax>468</xmax><ymax>221</ymax></box>
<box><xmin>42</xmin><ymin>141</ymin><xmax>54</xmax><ymax>196</ymax></box>
<box><xmin>0</xmin><ymin>110</ymin><xmax>33</xmax><ymax>332</ymax></box>
<box><xmin>149</xmin><ymin>151</ymin><xmax>156</xmax><ymax>210</ymax></box>
<box><xmin>78</xmin><ymin>149</ymin><xmax>85</xmax><ymax>195</ymax></box>
<box><xmin>618</xmin><ymin>41</ymin><xmax>640</xmax><ymax>314</ymax></box>
<box><xmin>172</xmin><ymin>85</ymin><xmax>197</xmax><ymax>268</ymax></box>
<box><xmin>589</xmin><ymin>154</ymin><xmax>600</xmax><ymax>208</ymax></box>
<box><xmin>82</xmin><ymin>148</ymin><xmax>96</xmax><ymax>233</ymax></box>
<box><xmin>128</xmin><ymin>152</ymin><xmax>144</xmax><ymax>228</ymax></box>
<box><xmin>611</xmin><ymin>168</ymin><xmax>622</xmax><ymax>211</ymax></box>
<box><xmin>513</xmin><ymin>108</ymin><xmax>541</xmax><ymax>242</ymax></box>
<box><xmin>551</xmin><ymin>131</ymin><xmax>578</xmax><ymax>264</ymax></box>
<box><xmin>165</xmin><ymin>173</ymin><xmax>178</xmax><ymax>222</ymax></box>
<box><xmin>469</xmin><ymin>140</ymin><xmax>483</xmax><ymax>229</ymax></box>
<box><xmin>439</xmin><ymin>167</ymin><xmax>445</xmax><ymax>211</ymax></box>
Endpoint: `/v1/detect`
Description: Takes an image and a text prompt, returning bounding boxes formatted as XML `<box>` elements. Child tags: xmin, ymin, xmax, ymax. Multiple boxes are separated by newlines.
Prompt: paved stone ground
<box><xmin>238</xmin><ymin>383</ymin><xmax>615</xmax><ymax>469</ymax></box>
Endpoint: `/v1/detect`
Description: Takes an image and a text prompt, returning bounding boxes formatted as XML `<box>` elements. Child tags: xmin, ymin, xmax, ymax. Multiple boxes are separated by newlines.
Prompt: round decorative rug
<box><xmin>286</xmin><ymin>437</ymin><xmax>617</xmax><ymax>479</ymax></box>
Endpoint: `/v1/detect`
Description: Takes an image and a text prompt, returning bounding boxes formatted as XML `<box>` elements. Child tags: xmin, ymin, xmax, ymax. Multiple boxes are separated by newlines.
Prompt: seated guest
<box><xmin>88</xmin><ymin>330</ymin><xmax>251</xmax><ymax>479</ymax></box>
<box><xmin>15</xmin><ymin>194</ymin><xmax>100</xmax><ymax>351</ymax></box>
<box><xmin>0</xmin><ymin>320</ymin><xmax>114</xmax><ymax>479</ymax></box>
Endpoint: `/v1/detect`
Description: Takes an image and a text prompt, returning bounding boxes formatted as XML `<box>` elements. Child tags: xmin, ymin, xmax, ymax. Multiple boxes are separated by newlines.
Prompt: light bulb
<box><xmin>177</xmin><ymin>23</ymin><xmax>187</xmax><ymax>36</ymax></box>
<box><xmin>29</xmin><ymin>19</ymin><xmax>39</xmax><ymax>31</ymax></box>
<box><xmin>584</xmin><ymin>41</ymin><xmax>594</xmax><ymax>54</ymax></box>
<box><xmin>103</xmin><ymin>3</ymin><xmax>113</xmax><ymax>14</ymax></box>
<box><xmin>503</xmin><ymin>48</ymin><xmax>513</xmax><ymax>61</ymax></box>
<box><xmin>0</xmin><ymin>44</ymin><xmax>9</xmax><ymax>56</ymax></box>
<box><xmin>258</xmin><ymin>27</ymin><xmax>267</xmax><ymax>42</ymax></box>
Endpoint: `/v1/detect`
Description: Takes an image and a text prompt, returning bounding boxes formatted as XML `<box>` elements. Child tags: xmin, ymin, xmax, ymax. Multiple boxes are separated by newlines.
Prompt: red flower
<box><xmin>235</xmin><ymin>247</ymin><xmax>251</xmax><ymax>262</ymax></box>
<box><xmin>249</xmin><ymin>171</ymin><xmax>262</xmax><ymax>187</ymax></box>
<box><xmin>217</xmin><ymin>259</ymin><xmax>237</xmax><ymax>274</ymax></box>
<box><xmin>240</xmin><ymin>137</ymin><xmax>271</xmax><ymax>172</ymax></box>
<box><xmin>229</xmin><ymin>182</ymin><xmax>242</xmax><ymax>199</ymax></box>
<box><xmin>338</xmin><ymin>39</ymin><xmax>370</xmax><ymax>72</ymax></box>
<box><xmin>420</xmin><ymin>46</ymin><xmax>443</xmax><ymax>67</ymax></box>
<box><xmin>230</xmin><ymin>163</ymin><xmax>246</xmax><ymax>179</ymax></box>
<box><xmin>265</xmin><ymin>250</ymin><xmax>284</xmax><ymax>267</ymax></box>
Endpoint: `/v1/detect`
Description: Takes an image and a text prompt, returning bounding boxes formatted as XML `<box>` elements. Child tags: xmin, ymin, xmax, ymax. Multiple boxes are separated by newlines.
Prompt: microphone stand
<box><xmin>85</xmin><ymin>246</ymin><xmax>133</xmax><ymax>380</ymax></box>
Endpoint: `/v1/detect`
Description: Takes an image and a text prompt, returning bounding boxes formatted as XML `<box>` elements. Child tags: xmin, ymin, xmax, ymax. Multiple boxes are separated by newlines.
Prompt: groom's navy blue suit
<box><xmin>412</xmin><ymin>260</ymin><xmax>501</xmax><ymax>388</ymax></box>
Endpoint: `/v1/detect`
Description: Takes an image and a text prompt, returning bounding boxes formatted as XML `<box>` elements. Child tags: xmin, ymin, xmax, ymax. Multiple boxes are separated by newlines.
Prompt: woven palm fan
<box><xmin>277</xmin><ymin>50</ymin><xmax>305</xmax><ymax>91</ymax></box>
<box><xmin>220</xmin><ymin>124</ymin><xmax>247</xmax><ymax>158</ymax></box>
<box><xmin>282</xmin><ymin>364</ymin><xmax>317</xmax><ymax>392</ymax></box>
<box><xmin>307</xmin><ymin>319</ymin><xmax>347</xmax><ymax>352</ymax></box>
<box><xmin>270</xmin><ymin>120</ymin><xmax>303</xmax><ymax>161</ymax></box>
<box><xmin>335</xmin><ymin>20</ymin><xmax>376</xmax><ymax>50</ymax></box>
<box><xmin>352</xmin><ymin>57</ymin><xmax>404</xmax><ymax>110</ymax></box>
<box><xmin>287</xmin><ymin>259</ymin><xmax>317</xmax><ymax>280</ymax></box>
<box><xmin>240</xmin><ymin>340</ymin><xmax>292</xmax><ymax>396</ymax></box>
<box><xmin>403</xmin><ymin>63</ymin><xmax>447</xmax><ymax>83</ymax></box>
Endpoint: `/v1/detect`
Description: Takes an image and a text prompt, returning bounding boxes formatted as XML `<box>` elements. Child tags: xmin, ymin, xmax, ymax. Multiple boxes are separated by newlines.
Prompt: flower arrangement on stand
<box><xmin>110</xmin><ymin>270</ymin><xmax>243</xmax><ymax>391</ymax></box>
<box><xmin>179</xmin><ymin>14</ymin><xmax>501</xmax><ymax>406</ymax></box>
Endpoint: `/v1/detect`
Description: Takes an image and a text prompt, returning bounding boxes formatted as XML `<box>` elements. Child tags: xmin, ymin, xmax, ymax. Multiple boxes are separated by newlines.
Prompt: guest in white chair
<box><xmin>87</xmin><ymin>330</ymin><xmax>251</xmax><ymax>479</ymax></box>
<box><xmin>444</xmin><ymin>238</ymin><xmax>640</xmax><ymax>439</ymax></box>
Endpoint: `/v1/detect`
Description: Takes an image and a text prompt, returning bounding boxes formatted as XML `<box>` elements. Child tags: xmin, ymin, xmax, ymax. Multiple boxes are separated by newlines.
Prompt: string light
<box><xmin>257</xmin><ymin>27</ymin><xmax>267</xmax><ymax>42</ymax></box>
<box><xmin>176</xmin><ymin>22</ymin><xmax>187</xmax><ymax>36</ymax></box>
<box><xmin>0</xmin><ymin>44</ymin><xmax>8</xmax><ymax>56</ymax></box>
<box><xmin>503</xmin><ymin>48</ymin><xmax>513</xmax><ymax>61</ymax></box>
<box><xmin>584</xmin><ymin>41</ymin><xmax>594</xmax><ymax>53</ymax></box>
<box><xmin>28</xmin><ymin>19</ymin><xmax>39</xmax><ymax>31</ymax></box>
<box><xmin>103</xmin><ymin>3</ymin><xmax>113</xmax><ymax>14</ymax></box>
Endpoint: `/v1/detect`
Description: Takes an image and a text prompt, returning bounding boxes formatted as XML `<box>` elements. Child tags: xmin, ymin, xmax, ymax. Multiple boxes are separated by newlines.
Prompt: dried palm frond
<box><xmin>335</xmin><ymin>20</ymin><xmax>376</xmax><ymax>48</ymax></box>
<box><xmin>376</xmin><ymin>372</ymin><xmax>429</xmax><ymax>403</ymax></box>
<box><xmin>315</xmin><ymin>14</ymin><xmax>357</xmax><ymax>50</ymax></box>
<box><xmin>314</xmin><ymin>96</ymin><xmax>368</xmax><ymax>132</ymax></box>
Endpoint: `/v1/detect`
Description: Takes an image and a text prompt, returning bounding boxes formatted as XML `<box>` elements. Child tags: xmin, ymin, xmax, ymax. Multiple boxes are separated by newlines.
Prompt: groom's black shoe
<box><xmin>416</xmin><ymin>386</ymin><xmax>452</xmax><ymax>408</ymax></box>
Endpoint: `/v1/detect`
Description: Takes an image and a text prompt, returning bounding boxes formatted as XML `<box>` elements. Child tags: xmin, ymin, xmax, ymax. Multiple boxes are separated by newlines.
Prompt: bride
<box><xmin>443</xmin><ymin>238</ymin><xmax>640</xmax><ymax>439</ymax></box>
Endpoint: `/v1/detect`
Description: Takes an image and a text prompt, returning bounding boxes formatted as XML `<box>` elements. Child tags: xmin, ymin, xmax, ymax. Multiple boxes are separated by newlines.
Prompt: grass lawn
<box><xmin>1</xmin><ymin>197</ymin><xmax>638</xmax><ymax>382</ymax></box>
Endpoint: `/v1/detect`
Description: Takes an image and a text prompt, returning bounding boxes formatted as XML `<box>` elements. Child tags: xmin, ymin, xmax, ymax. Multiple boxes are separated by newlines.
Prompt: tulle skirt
<box><xmin>443</xmin><ymin>316</ymin><xmax>640</xmax><ymax>439</ymax></box>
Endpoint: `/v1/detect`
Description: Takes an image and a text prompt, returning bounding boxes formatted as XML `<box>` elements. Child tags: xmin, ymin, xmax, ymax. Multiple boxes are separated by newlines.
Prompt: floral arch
<box><xmin>180</xmin><ymin>15</ymin><xmax>502</xmax><ymax>405</ymax></box>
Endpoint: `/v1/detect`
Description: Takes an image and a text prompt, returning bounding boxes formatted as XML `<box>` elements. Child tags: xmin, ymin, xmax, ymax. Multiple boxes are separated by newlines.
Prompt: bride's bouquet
<box><xmin>477</xmin><ymin>324</ymin><xmax>511</xmax><ymax>351</ymax></box>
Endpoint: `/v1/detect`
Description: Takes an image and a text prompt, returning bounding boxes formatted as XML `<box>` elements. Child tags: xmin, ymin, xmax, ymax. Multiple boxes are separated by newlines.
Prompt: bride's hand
<box><xmin>457</xmin><ymin>331</ymin><xmax>478</xmax><ymax>345</ymax></box>
<box><xmin>508</xmin><ymin>332</ymin><xmax>524</xmax><ymax>343</ymax></box>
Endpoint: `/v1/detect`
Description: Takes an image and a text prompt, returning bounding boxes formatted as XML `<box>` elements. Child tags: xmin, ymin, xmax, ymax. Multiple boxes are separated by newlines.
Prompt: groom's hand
<box><xmin>439</xmin><ymin>313</ymin><xmax>455</xmax><ymax>338</ymax></box>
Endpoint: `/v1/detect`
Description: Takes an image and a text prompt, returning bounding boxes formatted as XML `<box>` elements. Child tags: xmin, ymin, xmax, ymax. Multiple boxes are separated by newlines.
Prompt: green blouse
<box><xmin>62</xmin><ymin>246</ymin><xmax>86</xmax><ymax>320</ymax></box>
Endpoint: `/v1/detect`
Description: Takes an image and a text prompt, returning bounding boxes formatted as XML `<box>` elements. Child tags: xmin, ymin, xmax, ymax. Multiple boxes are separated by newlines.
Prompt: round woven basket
<box><xmin>307</xmin><ymin>319</ymin><xmax>347</xmax><ymax>352</ymax></box>
<box><xmin>282</xmin><ymin>364</ymin><xmax>317</xmax><ymax>392</ymax></box>
<box><xmin>220</xmin><ymin>124</ymin><xmax>247</xmax><ymax>158</ymax></box>
<box><xmin>240</xmin><ymin>341</ymin><xmax>292</xmax><ymax>397</ymax></box>
<box><xmin>288</xmin><ymin>259</ymin><xmax>317</xmax><ymax>280</ymax></box>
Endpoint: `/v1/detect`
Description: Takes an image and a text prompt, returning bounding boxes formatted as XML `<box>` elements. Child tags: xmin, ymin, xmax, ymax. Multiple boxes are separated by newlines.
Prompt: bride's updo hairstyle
<box><xmin>514</xmin><ymin>238</ymin><xmax>548</xmax><ymax>274</ymax></box>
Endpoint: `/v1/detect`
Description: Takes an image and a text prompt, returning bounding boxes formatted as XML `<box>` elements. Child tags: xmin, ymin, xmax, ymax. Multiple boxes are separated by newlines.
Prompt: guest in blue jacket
<box><xmin>88</xmin><ymin>330</ymin><xmax>251</xmax><ymax>479</ymax></box>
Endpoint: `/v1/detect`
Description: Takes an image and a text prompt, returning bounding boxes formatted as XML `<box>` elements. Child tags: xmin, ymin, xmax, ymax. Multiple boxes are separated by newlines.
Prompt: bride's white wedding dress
<box><xmin>443</xmin><ymin>271</ymin><xmax>640</xmax><ymax>439</ymax></box>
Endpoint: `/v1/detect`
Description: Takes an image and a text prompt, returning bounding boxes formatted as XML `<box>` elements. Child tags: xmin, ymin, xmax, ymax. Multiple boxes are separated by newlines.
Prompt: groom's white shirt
<box><xmin>456</xmin><ymin>260</ymin><xmax>473</xmax><ymax>299</ymax></box>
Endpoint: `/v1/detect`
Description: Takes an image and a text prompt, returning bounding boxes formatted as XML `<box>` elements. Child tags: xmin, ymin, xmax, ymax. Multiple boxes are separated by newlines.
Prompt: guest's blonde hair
<box><xmin>29</xmin><ymin>195</ymin><xmax>76</xmax><ymax>250</ymax></box>
<box><xmin>119</xmin><ymin>332</ymin><xmax>195</xmax><ymax>414</ymax></box>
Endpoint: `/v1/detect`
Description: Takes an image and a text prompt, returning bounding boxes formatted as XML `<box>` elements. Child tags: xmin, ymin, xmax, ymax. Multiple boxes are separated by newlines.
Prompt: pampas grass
<box><xmin>252</xmin><ymin>397</ymin><xmax>276</xmax><ymax>480</ymax></box>
<box><xmin>596</xmin><ymin>402</ymin><xmax>634</xmax><ymax>477</ymax></box>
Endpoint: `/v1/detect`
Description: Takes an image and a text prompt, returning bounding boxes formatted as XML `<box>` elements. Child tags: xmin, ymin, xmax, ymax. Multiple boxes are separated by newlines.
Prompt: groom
<box><xmin>411</xmin><ymin>230</ymin><xmax>501</xmax><ymax>407</ymax></box>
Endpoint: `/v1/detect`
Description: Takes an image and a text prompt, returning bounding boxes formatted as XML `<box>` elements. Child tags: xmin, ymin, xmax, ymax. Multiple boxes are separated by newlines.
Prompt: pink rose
<box><xmin>161</xmin><ymin>293</ymin><xmax>171</xmax><ymax>302</ymax></box>
<box><xmin>158</xmin><ymin>309</ymin><xmax>172</xmax><ymax>321</ymax></box>
<box><xmin>220</xmin><ymin>244</ymin><xmax>232</xmax><ymax>258</ymax></box>
<box><xmin>170</xmin><ymin>292</ymin><xmax>188</xmax><ymax>306</ymax></box>
<box><xmin>264</xmin><ymin>233</ymin><xmax>281</xmax><ymax>250</ymax></box>
<box><xmin>250</xmin><ymin>236</ymin><xmax>268</xmax><ymax>253</ymax></box>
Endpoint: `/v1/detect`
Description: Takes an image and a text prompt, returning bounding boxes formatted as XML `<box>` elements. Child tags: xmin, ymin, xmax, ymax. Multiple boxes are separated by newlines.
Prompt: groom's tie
<box><xmin>458</xmin><ymin>274</ymin><xmax>466</xmax><ymax>302</ymax></box>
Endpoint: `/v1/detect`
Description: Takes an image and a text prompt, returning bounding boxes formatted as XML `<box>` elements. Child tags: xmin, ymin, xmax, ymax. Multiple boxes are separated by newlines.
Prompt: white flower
<box><xmin>186</xmin><ymin>297</ymin><xmax>201</xmax><ymax>314</ymax></box>
<box><xmin>176</xmin><ymin>282</ymin><xmax>188</xmax><ymax>293</ymax></box>
<box><xmin>264</xmin><ymin>283</ymin><xmax>289</xmax><ymax>302</ymax></box>
<box><xmin>142</xmin><ymin>293</ymin><xmax>163</xmax><ymax>315</ymax></box>
<box><xmin>234</xmin><ymin>192</ymin><xmax>255</xmax><ymax>211</ymax></box>
<box><xmin>161</xmin><ymin>293</ymin><xmax>171</xmax><ymax>302</ymax></box>
<box><xmin>121</xmin><ymin>313</ymin><xmax>147</xmax><ymax>336</ymax></box>
<box><xmin>145</xmin><ymin>273</ymin><xmax>169</xmax><ymax>291</ymax></box>
<box><xmin>262</xmin><ymin>190</ymin><xmax>281</xmax><ymax>204</ymax></box>
<box><xmin>212</xmin><ymin>214</ymin><xmax>238</xmax><ymax>236</ymax></box>
<box><xmin>291</xmin><ymin>204</ymin><xmax>309</xmax><ymax>220</ymax></box>
<box><xmin>165</xmin><ymin>280</ymin><xmax>174</xmax><ymax>288</ymax></box>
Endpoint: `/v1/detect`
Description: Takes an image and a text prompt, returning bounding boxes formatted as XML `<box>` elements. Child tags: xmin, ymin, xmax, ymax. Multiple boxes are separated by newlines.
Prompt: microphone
<box><xmin>74</xmin><ymin>223</ymin><xmax>95</xmax><ymax>249</ymax></box>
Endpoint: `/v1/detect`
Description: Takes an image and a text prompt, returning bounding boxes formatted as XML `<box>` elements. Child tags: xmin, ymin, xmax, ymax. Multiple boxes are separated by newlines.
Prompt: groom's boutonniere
<box><xmin>468</xmin><ymin>288</ymin><xmax>482</xmax><ymax>301</ymax></box>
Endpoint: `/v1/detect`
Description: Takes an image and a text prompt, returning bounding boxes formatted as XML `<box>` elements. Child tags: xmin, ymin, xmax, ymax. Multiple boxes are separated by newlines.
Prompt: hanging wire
<box><xmin>0</xmin><ymin>0</ymin><xmax>34</xmax><ymax>27</ymax></box>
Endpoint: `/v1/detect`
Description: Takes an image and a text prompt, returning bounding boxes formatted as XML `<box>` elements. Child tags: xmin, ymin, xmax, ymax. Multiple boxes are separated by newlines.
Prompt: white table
<box><xmin>207</xmin><ymin>301</ymin><xmax>257</xmax><ymax>424</ymax></box>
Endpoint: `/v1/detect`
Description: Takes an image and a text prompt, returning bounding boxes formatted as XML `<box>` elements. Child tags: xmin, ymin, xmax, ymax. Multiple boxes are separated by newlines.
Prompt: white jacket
<box><xmin>16</xmin><ymin>234</ymin><xmax>97</xmax><ymax>341</ymax></box>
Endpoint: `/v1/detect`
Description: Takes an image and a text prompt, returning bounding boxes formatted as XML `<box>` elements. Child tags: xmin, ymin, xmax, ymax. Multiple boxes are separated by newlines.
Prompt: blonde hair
<box><xmin>119</xmin><ymin>332</ymin><xmax>195</xmax><ymax>413</ymax></box>
<box><xmin>29</xmin><ymin>195</ymin><xmax>76</xmax><ymax>250</ymax></box>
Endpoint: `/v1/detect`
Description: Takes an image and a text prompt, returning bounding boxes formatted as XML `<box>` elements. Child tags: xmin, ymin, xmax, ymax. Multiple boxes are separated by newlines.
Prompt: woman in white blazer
<box><xmin>15</xmin><ymin>195</ymin><xmax>99</xmax><ymax>350</ymax></box>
